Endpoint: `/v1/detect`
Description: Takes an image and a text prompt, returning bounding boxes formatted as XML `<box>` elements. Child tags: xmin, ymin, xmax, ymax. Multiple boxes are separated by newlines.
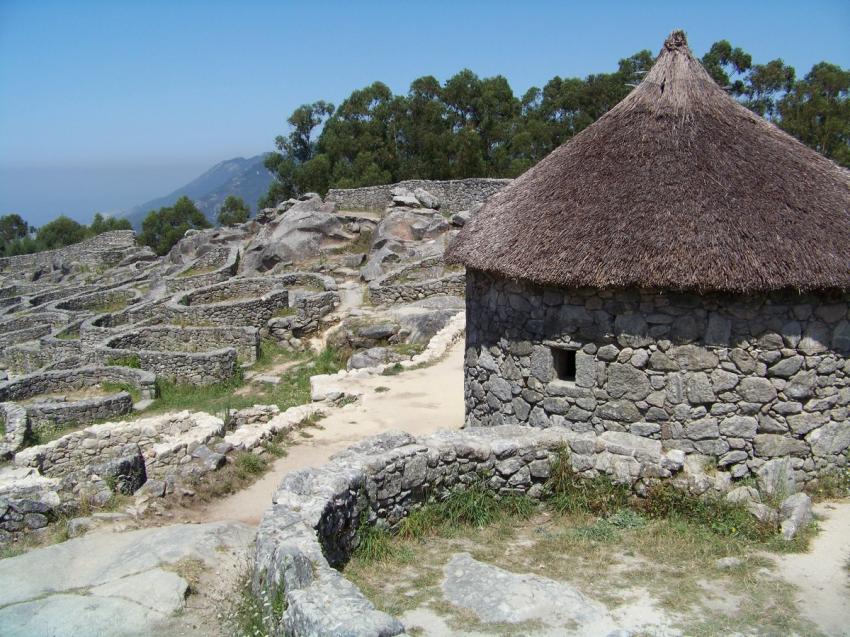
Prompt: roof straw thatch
<box><xmin>446</xmin><ymin>30</ymin><xmax>850</xmax><ymax>293</ymax></box>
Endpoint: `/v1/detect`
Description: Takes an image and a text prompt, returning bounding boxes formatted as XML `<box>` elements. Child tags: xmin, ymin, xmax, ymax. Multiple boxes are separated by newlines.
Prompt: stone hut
<box><xmin>446</xmin><ymin>31</ymin><xmax>850</xmax><ymax>482</ymax></box>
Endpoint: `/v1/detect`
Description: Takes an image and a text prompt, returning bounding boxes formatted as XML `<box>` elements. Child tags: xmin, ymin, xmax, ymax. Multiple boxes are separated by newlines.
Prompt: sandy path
<box><xmin>773</xmin><ymin>499</ymin><xmax>850</xmax><ymax>636</ymax></box>
<box><xmin>196</xmin><ymin>341</ymin><xmax>466</xmax><ymax>525</ymax></box>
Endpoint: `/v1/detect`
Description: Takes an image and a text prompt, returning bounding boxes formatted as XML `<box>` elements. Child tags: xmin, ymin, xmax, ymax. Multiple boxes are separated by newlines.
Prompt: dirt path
<box><xmin>772</xmin><ymin>498</ymin><xmax>850</xmax><ymax>636</ymax></box>
<box><xmin>195</xmin><ymin>341</ymin><xmax>466</xmax><ymax>526</ymax></box>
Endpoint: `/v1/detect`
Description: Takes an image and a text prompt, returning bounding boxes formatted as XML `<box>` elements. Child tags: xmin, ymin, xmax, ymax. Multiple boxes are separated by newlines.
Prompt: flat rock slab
<box><xmin>442</xmin><ymin>553</ymin><xmax>624</xmax><ymax>634</ymax></box>
<box><xmin>0</xmin><ymin>521</ymin><xmax>253</xmax><ymax>637</ymax></box>
<box><xmin>442</xmin><ymin>552</ymin><xmax>606</xmax><ymax>625</ymax></box>
<box><xmin>89</xmin><ymin>567</ymin><xmax>189</xmax><ymax>614</ymax></box>
<box><xmin>0</xmin><ymin>593</ymin><xmax>169</xmax><ymax>637</ymax></box>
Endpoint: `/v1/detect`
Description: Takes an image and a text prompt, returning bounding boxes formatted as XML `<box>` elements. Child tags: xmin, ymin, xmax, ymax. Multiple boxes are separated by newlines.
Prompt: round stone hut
<box><xmin>446</xmin><ymin>31</ymin><xmax>850</xmax><ymax>483</ymax></box>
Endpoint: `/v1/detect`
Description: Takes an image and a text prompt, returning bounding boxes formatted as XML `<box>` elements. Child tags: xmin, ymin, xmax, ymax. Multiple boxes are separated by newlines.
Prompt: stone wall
<box><xmin>252</xmin><ymin>425</ymin><xmax>687</xmax><ymax>637</ymax></box>
<box><xmin>0</xmin><ymin>366</ymin><xmax>155</xmax><ymax>432</ymax></box>
<box><xmin>463</xmin><ymin>270</ymin><xmax>850</xmax><ymax>485</ymax></box>
<box><xmin>165</xmin><ymin>247</ymin><xmax>239</xmax><ymax>293</ymax></box>
<box><xmin>367</xmin><ymin>257</ymin><xmax>465</xmax><ymax>305</ymax></box>
<box><xmin>326</xmin><ymin>178</ymin><xmax>510</xmax><ymax>213</ymax></box>
<box><xmin>28</xmin><ymin>286</ymin><xmax>97</xmax><ymax>309</ymax></box>
<box><xmin>165</xmin><ymin>273</ymin><xmax>336</xmax><ymax>329</ymax></box>
<box><xmin>96</xmin><ymin>334</ymin><xmax>237</xmax><ymax>385</ymax></box>
<box><xmin>55</xmin><ymin>287</ymin><xmax>140</xmax><ymax>313</ymax></box>
<box><xmin>14</xmin><ymin>411</ymin><xmax>225</xmax><ymax>481</ymax></box>
<box><xmin>26</xmin><ymin>393</ymin><xmax>134</xmax><ymax>433</ymax></box>
<box><xmin>0</xmin><ymin>403</ymin><xmax>28</xmax><ymax>458</ymax></box>
<box><xmin>0</xmin><ymin>365</ymin><xmax>156</xmax><ymax>402</ymax></box>
<box><xmin>100</xmin><ymin>325</ymin><xmax>260</xmax><ymax>364</ymax></box>
<box><xmin>0</xmin><ymin>323</ymin><xmax>51</xmax><ymax>349</ymax></box>
<box><xmin>0</xmin><ymin>231</ymin><xmax>138</xmax><ymax>274</ymax></box>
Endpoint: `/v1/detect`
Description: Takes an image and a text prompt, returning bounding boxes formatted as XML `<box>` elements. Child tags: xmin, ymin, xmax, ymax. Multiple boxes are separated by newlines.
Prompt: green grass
<box><xmin>270</xmin><ymin>306</ymin><xmax>296</xmax><ymax>319</ymax></box>
<box><xmin>354</xmin><ymin>482</ymin><xmax>538</xmax><ymax>565</ymax></box>
<box><xmin>55</xmin><ymin>326</ymin><xmax>80</xmax><ymax>340</ymax></box>
<box><xmin>374</xmin><ymin>386</ymin><xmax>390</xmax><ymax>393</ymax></box>
<box><xmin>329</xmin><ymin>228</ymin><xmax>373</xmax><ymax>255</ymax></box>
<box><xmin>544</xmin><ymin>445</ymin><xmax>779</xmax><ymax>544</ymax></box>
<box><xmin>230</xmin><ymin>574</ymin><xmax>273</xmax><ymax>637</ymax></box>
<box><xmin>234</xmin><ymin>451</ymin><xmax>267</xmax><ymax>479</ymax></box>
<box><xmin>391</xmin><ymin>342</ymin><xmax>425</xmax><ymax>357</ymax></box>
<box><xmin>106</xmin><ymin>354</ymin><xmax>141</xmax><ymax>369</ymax></box>
<box><xmin>251</xmin><ymin>338</ymin><xmax>309</xmax><ymax>372</ymax></box>
<box><xmin>381</xmin><ymin>363</ymin><xmax>404</xmax><ymax>376</ymax></box>
<box><xmin>144</xmin><ymin>346</ymin><xmax>346</xmax><ymax>417</ymax></box>
<box><xmin>177</xmin><ymin>264</ymin><xmax>218</xmax><ymax>278</ymax></box>
<box><xmin>101</xmin><ymin>381</ymin><xmax>142</xmax><ymax>403</ymax></box>
<box><xmin>88</xmin><ymin>300</ymin><xmax>129</xmax><ymax>314</ymax></box>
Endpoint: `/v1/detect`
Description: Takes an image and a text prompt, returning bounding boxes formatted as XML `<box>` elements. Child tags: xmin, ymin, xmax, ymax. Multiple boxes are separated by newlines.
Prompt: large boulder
<box><xmin>240</xmin><ymin>195</ymin><xmax>351</xmax><ymax>273</ymax></box>
<box><xmin>360</xmin><ymin>208</ymin><xmax>451</xmax><ymax>281</ymax></box>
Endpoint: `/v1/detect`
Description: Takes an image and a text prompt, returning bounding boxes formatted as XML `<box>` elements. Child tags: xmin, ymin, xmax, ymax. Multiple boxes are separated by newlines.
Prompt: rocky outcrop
<box><xmin>241</xmin><ymin>195</ymin><xmax>351</xmax><ymax>273</ymax></box>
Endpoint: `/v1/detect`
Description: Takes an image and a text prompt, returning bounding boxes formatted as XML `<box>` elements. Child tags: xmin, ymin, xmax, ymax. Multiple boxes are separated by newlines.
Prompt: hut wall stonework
<box><xmin>464</xmin><ymin>270</ymin><xmax>850</xmax><ymax>483</ymax></box>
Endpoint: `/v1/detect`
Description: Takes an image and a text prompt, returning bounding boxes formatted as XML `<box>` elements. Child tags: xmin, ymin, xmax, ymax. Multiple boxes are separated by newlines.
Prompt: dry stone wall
<box><xmin>326</xmin><ymin>178</ymin><xmax>510</xmax><ymax>213</ymax></box>
<box><xmin>368</xmin><ymin>256</ymin><xmax>465</xmax><ymax>305</ymax></box>
<box><xmin>14</xmin><ymin>411</ymin><xmax>225</xmax><ymax>482</ymax></box>
<box><xmin>0</xmin><ymin>231</ymin><xmax>137</xmax><ymax>274</ymax></box>
<box><xmin>165</xmin><ymin>273</ymin><xmax>336</xmax><ymax>329</ymax></box>
<box><xmin>99</xmin><ymin>325</ymin><xmax>260</xmax><ymax>364</ymax></box>
<box><xmin>55</xmin><ymin>287</ymin><xmax>140</xmax><ymax>313</ymax></box>
<box><xmin>96</xmin><ymin>333</ymin><xmax>237</xmax><ymax>385</ymax></box>
<box><xmin>464</xmin><ymin>270</ymin><xmax>850</xmax><ymax>486</ymax></box>
<box><xmin>0</xmin><ymin>366</ymin><xmax>155</xmax><ymax>432</ymax></box>
<box><xmin>165</xmin><ymin>247</ymin><xmax>239</xmax><ymax>293</ymax></box>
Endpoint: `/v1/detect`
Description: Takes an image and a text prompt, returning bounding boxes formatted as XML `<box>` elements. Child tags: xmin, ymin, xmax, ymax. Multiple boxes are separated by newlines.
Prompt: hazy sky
<box><xmin>1</xmin><ymin>0</ymin><xmax>848</xmax><ymax>225</ymax></box>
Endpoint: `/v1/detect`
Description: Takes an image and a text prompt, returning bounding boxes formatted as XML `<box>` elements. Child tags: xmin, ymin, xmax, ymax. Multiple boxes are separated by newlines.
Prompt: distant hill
<box><xmin>123</xmin><ymin>154</ymin><xmax>274</xmax><ymax>228</ymax></box>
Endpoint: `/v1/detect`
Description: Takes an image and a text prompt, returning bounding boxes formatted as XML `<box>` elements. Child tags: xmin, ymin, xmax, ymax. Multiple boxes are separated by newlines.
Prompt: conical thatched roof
<box><xmin>446</xmin><ymin>31</ymin><xmax>850</xmax><ymax>293</ymax></box>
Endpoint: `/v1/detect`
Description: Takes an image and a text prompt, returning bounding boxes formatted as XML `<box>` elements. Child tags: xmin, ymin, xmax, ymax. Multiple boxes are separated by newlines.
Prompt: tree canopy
<box><xmin>260</xmin><ymin>39</ymin><xmax>849</xmax><ymax>208</ymax></box>
<box><xmin>139</xmin><ymin>196</ymin><xmax>211</xmax><ymax>256</ymax></box>
<box><xmin>216</xmin><ymin>195</ymin><xmax>250</xmax><ymax>226</ymax></box>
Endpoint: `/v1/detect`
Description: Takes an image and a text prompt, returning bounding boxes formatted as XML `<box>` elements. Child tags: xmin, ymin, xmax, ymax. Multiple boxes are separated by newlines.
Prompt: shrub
<box><xmin>217</xmin><ymin>195</ymin><xmax>250</xmax><ymax>226</ymax></box>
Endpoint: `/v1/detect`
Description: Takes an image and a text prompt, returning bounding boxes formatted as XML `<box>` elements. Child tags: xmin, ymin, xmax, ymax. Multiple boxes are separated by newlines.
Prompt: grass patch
<box><xmin>374</xmin><ymin>386</ymin><xmax>390</xmax><ymax>393</ymax></box>
<box><xmin>391</xmin><ymin>342</ymin><xmax>424</xmax><ymax>357</ymax></box>
<box><xmin>234</xmin><ymin>451</ymin><xmax>267</xmax><ymax>479</ymax></box>
<box><xmin>177</xmin><ymin>264</ymin><xmax>218</xmax><ymax>278</ymax></box>
<box><xmin>88</xmin><ymin>300</ymin><xmax>129</xmax><ymax>314</ymax></box>
<box><xmin>166</xmin><ymin>557</ymin><xmax>207</xmax><ymax>592</ymax></box>
<box><xmin>229</xmin><ymin>570</ymin><xmax>287</xmax><ymax>637</ymax></box>
<box><xmin>354</xmin><ymin>482</ymin><xmax>537</xmax><ymax>562</ymax></box>
<box><xmin>54</xmin><ymin>325</ymin><xmax>80</xmax><ymax>340</ymax></box>
<box><xmin>381</xmin><ymin>363</ymin><xmax>404</xmax><ymax>376</ymax></box>
<box><xmin>183</xmin><ymin>425</ymin><xmax>306</xmax><ymax>502</ymax></box>
<box><xmin>101</xmin><ymin>381</ymin><xmax>142</xmax><ymax>403</ymax></box>
<box><xmin>329</xmin><ymin>228</ymin><xmax>373</xmax><ymax>255</ymax></box>
<box><xmin>251</xmin><ymin>337</ymin><xmax>309</xmax><ymax>373</ymax></box>
<box><xmin>270</xmin><ymin>306</ymin><xmax>296</xmax><ymax>319</ymax></box>
<box><xmin>106</xmin><ymin>354</ymin><xmax>141</xmax><ymax>369</ymax></box>
<box><xmin>143</xmin><ymin>345</ymin><xmax>346</xmax><ymax>417</ymax></box>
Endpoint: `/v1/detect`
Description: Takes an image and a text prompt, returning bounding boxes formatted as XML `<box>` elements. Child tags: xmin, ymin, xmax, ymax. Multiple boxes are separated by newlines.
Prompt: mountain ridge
<box><xmin>123</xmin><ymin>154</ymin><xmax>274</xmax><ymax>228</ymax></box>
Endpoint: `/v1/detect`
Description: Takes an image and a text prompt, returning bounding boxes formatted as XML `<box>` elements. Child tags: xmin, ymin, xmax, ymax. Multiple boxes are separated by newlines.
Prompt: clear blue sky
<box><xmin>1</xmin><ymin>0</ymin><xmax>848</xmax><ymax>226</ymax></box>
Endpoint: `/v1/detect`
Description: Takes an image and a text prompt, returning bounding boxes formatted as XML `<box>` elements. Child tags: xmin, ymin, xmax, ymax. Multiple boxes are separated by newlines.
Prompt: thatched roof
<box><xmin>446</xmin><ymin>30</ymin><xmax>850</xmax><ymax>293</ymax></box>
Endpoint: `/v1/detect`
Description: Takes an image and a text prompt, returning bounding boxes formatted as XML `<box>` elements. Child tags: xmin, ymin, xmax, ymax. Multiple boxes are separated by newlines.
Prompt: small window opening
<box><xmin>552</xmin><ymin>348</ymin><xmax>576</xmax><ymax>382</ymax></box>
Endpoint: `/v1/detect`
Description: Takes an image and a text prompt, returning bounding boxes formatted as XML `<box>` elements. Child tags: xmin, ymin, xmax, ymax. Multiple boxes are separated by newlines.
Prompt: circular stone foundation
<box><xmin>251</xmin><ymin>426</ymin><xmax>693</xmax><ymax>636</ymax></box>
<box><xmin>96</xmin><ymin>327</ymin><xmax>240</xmax><ymax>385</ymax></box>
<box><xmin>165</xmin><ymin>273</ymin><xmax>337</xmax><ymax>328</ymax></box>
<box><xmin>0</xmin><ymin>366</ymin><xmax>156</xmax><ymax>436</ymax></box>
<box><xmin>55</xmin><ymin>287</ymin><xmax>141</xmax><ymax>314</ymax></box>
